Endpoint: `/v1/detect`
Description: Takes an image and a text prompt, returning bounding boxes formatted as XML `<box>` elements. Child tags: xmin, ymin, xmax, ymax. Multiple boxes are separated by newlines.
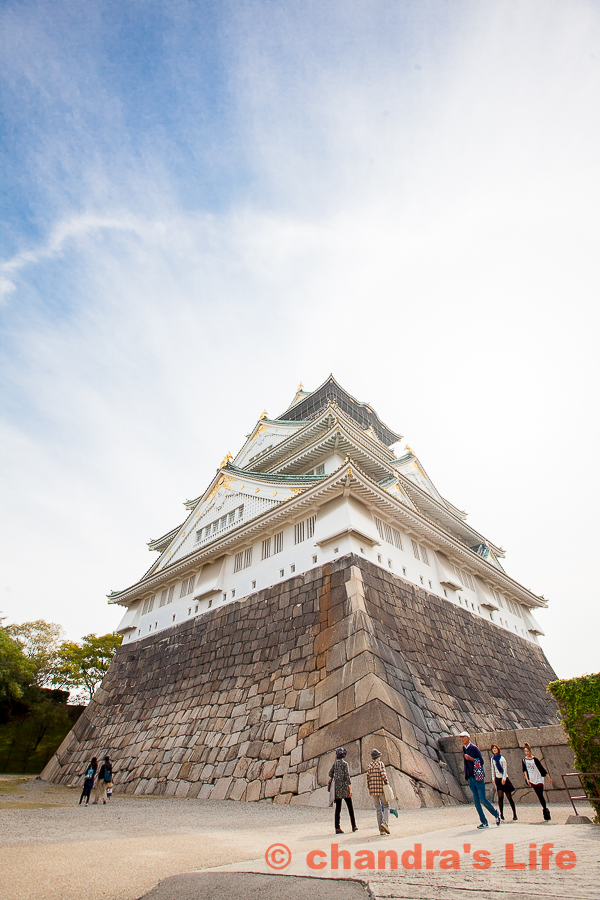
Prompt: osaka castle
<box><xmin>111</xmin><ymin>376</ymin><xmax>546</xmax><ymax>644</ymax></box>
<box><xmin>45</xmin><ymin>375</ymin><xmax>558</xmax><ymax>804</ymax></box>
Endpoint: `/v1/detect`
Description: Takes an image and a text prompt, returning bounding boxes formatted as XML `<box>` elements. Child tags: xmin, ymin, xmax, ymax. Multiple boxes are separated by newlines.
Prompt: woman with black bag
<box><xmin>328</xmin><ymin>747</ymin><xmax>358</xmax><ymax>834</ymax></box>
<box><xmin>79</xmin><ymin>757</ymin><xmax>98</xmax><ymax>806</ymax></box>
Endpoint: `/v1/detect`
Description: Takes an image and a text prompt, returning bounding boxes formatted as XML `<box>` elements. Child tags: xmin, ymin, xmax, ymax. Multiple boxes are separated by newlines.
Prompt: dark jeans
<box><xmin>468</xmin><ymin>776</ymin><xmax>498</xmax><ymax>825</ymax></box>
<box><xmin>334</xmin><ymin>797</ymin><xmax>356</xmax><ymax>830</ymax></box>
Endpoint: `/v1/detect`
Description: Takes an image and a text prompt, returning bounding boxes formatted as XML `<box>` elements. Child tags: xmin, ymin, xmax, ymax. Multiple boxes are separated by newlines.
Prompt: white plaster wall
<box><xmin>120</xmin><ymin>494</ymin><xmax>540</xmax><ymax>645</ymax></box>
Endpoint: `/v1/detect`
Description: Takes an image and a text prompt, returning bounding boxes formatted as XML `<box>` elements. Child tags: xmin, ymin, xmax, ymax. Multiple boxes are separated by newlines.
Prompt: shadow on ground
<box><xmin>138</xmin><ymin>872</ymin><xmax>367</xmax><ymax>900</ymax></box>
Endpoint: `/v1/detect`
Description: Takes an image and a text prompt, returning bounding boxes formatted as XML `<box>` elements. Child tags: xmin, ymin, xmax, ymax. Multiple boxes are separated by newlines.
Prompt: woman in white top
<box><xmin>490</xmin><ymin>743</ymin><xmax>517</xmax><ymax>821</ymax></box>
<box><xmin>522</xmin><ymin>742</ymin><xmax>554</xmax><ymax>821</ymax></box>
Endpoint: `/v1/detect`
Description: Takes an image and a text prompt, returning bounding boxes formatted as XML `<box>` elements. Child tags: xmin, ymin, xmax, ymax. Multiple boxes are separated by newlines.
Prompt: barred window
<box><xmin>196</xmin><ymin>505</ymin><xmax>244</xmax><ymax>544</ymax></box>
<box><xmin>234</xmin><ymin>551</ymin><xmax>244</xmax><ymax>573</ymax></box>
<box><xmin>179</xmin><ymin>575</ymin><xmax>196</xmax><ymax>598</ymax></box>
<box><xmin>295</xmin><ymin>521</ymin><xmax>305</xmax><ymax>544</ymax></box>
<box><xmin>244</xmin><ymin>548</ymin><xmax>253</xmax><ymax>568</ymax></box>
<box><xmin>453</xmin><ymin>566</ymin><xmax>474</xmax><ymax>591</ymax></box>
<box><xmin>307</xmin><ymin>515</ymin><xmax>316</xmax><ymax>538</ymax></box>
<box><xmin>315</xmin><ymin>463</ymin><xmax>325</xmax><ymax>475</ymax></box>
<box><xmin>421</xmin><ymin>546</ymin><xmax>429</xmax><ymax>566</ymax></box>
<box><xmin>374</xmin><ymin>516</ymin><xmax>403</xmax><ymax>550</ymax></box>
<box><xmin>159</xmin><ymin>588</ymin><xmax>169</xmax><ymax>608</ymax></box>
<box><xmin>273</xmin><ymin>531</ymin><xmax>283</xmax><ymax>554</ymax></box>
<box><xmin>262</xmin><ymin>538</ymin><xmax>271</xmax><ymax>560</ymax></box>
<box><xmin>167</xmin><ymin>585</ymin><xmax>175</xmax><ymax>604</ymax></box>
<box><xmin>142</xmin><ymin>596</ymin><xmax>155</xmax><ymax>615</ymax></box>
<box><xmin>411</xmin><ymin>539</ymin><xmax>420</xmax><ymax>561</ymax></box>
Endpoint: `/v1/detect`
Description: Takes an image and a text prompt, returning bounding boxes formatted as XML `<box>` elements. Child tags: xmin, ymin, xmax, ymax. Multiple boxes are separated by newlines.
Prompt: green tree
<box><xmin>5</xmin><ymin>620</ymin><xmax>63</xmax><ymax>687</ymax></box>
<box><xmin>54</xmin><ymin>633</ymin><xmax>122</xmax><ymax>702</ymax></box>
<box><xmin>0</xmin><ymin>624</ymin><xmax>36</xmax><ymax>703</ymax></box>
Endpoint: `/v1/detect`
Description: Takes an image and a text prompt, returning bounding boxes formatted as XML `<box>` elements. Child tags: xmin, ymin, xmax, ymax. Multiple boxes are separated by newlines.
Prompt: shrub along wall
<box><xmin>548</xmin><ymin>672</ymin><xmax>600</xmax><ymax>821</ymax></box>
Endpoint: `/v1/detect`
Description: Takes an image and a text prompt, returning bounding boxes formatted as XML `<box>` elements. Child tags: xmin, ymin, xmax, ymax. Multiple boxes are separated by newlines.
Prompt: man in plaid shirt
<box><xmin>367</xmin><ymin>748</ymin><xmax>391</xmax><ymax>834</ymax></box>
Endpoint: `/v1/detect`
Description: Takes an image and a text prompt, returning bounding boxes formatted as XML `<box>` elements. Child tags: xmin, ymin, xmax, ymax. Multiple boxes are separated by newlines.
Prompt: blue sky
<box><xmin>1</xmin><ymin>0</ymin><xmax>599</xmax><ymax>678</ymax></box>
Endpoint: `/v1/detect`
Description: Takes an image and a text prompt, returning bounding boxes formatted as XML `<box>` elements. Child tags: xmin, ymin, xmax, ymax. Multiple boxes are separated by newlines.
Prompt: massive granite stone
<box><xmin>41</xmin><ymin>554</ymin><xmax>559</xmax><ymax>808</ymax></box>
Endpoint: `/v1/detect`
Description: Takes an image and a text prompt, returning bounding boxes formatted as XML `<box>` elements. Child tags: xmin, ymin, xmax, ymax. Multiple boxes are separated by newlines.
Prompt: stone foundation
<box><xmin>42</xmin><ymin>555</ymin><xmax>559</xmax><ymax>808</ymax></box>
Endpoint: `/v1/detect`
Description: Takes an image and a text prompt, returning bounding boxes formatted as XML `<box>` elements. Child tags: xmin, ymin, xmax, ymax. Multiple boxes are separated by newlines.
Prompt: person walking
<box><xmin>490</xmin><ymin>744</ymin><xmax>517</xmax><ymax>821</ymax></box>
<box><xmin>79</xmin><ymin>757</ymin><xmax>97</xmax><ymax>806</ymax></box>
<box><xmin>328</xmin><ymin>747</ymin><xmax>357</xmax><ymax>834</ymax></box>
<box><xmin>459</xmin><ymin>731</ymin><xmax>501</xmax><ymax>829</ymax></box>
<box><xmin>522</xmin><ymin>742</ymin><xmax>553</xmax><ymax>820</ymax></box>
<box><xmin>367</xmin><ymin>748</ymin><xmax>391</xmax><ymax>835</ymax></box>
<box><xmin>92</xmin><ymin>755</ymin><xmax>113</xmax><ymax>805</ymax></box>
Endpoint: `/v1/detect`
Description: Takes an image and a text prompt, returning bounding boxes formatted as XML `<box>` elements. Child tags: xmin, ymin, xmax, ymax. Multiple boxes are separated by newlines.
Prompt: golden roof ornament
<box><xmin>298</xmin><ymin>382</ymin><xmax>303</xmax><ymax>391</ymax></box>
<box><xmin>219</xmin><ymin>452</ymin><xmax>232</xmax><ymax>468</ymax></box>
<box><xmin>260</xmin><ymin>409</ymin><xmax>267</xmax><ymax>419</ymax></box>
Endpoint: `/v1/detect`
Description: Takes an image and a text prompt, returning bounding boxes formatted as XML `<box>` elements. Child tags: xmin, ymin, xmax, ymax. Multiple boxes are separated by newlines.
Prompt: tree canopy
<box><xmin>53</xmin><ymin>632</ymin><xmax>123</xmax><ymax>702</ymax></box>
<box><xmin>0</xmin><ymin>625</ymin><xmax>36</xmax><ymax>702</ymax></box>
<box><xmin>6</xmin><ymin>620</ymin><xmax>64</xmax><ymax>687</ymax></box>
<box><xmin>0</xmin><ymin>617</ymin><xmax>122</xmax><ymax>705</ymax></box>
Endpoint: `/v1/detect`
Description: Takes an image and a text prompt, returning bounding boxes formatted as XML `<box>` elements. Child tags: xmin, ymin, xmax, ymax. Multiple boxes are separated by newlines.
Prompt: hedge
<box><xmin>548</xmin><ymin>672</ymin><xmax>600</xmax><ymax>821</ymax></box>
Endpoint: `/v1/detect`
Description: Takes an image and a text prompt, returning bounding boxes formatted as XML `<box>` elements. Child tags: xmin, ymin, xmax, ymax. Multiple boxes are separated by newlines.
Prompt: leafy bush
<box><xmin>548</xmin><ymin>672</ymin><xmax>600</xmax><ymax>821</ymax></box>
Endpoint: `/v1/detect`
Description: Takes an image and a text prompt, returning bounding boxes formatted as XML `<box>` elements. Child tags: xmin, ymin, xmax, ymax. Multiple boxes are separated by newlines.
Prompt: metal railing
<box><xmin>561</xmin><ymin>772</ymin><xmax>600</xmax><ymax>816</ymax></box>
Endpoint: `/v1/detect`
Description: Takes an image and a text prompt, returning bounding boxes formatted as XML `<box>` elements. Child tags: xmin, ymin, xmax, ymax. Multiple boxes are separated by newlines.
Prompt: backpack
<box><xmin>103</xmin><ymin>767</ymin><xmax>112</xmax><ymax>783</ymax></box>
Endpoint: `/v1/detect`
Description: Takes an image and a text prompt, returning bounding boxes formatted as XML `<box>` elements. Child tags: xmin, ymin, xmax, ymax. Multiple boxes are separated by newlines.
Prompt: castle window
<box><xmin>377</xmin><ymin>554</ymin><xmax>382</xmax><ymax>563</ymax></box>
<box><xmin>244</xmin><ymin>548</ymin><xmax>253</xmax><ymax>568</ymax></box>
<box><xmin>280</xmin><ymin>568</ymin><xmax>284</xmax><ymax>577</ymax></box>
<box><xmin>167</xmin><ymin>586</ymin><xmax>175</xmax><ymax>604</ymax></box>
<box><xmin>290</xmin><ymin>564</ymin><xmax>295</xmax><ymax>573</ymax></box>
<box><xmin>402</xmin><ymin>567</ymin><xmax>407</xmax><ymax>576</ymax></box>
<box><xmin>159</xmin><ymin>589</ymin><xmax>169</xmax><ymax>608</ymax></box>
<box><xmin>274</xmin><ymin>531</ymin><xmax>283</xmax><ymax>554</ymax></box>
<box><xmin>421</xmin><ymin>546</ymin><xmax>429</xmax><ymax>566</ymax></box>
<box><xmin>179</xmin><ymin>575</ymin><xmax>196</xmax><ymax>598</ymax></box>
<box><xmin>231</xmin><ymin>589</ymin><xmax>235</xmax><ymax>598</ymax></box>
<box><xmin>411</xmin><ymin>539</ymin><xmax>420</xmax><ymax>561</ymax></box>
<box><xmin>374</xmin><ymin>517</ymin><xmax>403</xmax><ymax>550</ymax></box>
<box><xmin>234</xmin><ymin>551</ymin><xmax>244</xmax><ymax>573</ymax></box>
<box><xmin>262</xmin><ymin>538</ymin><xmax>271</xmax><ymax>560</ymax></box>
<box><xmin>312</xmin><ymin>555</ymin><xmax>317</xmax><ymax>564</ymax></box>
<box><xmin>142</xmin><ymin>596</ymin><xmax>155</xmax><ymax>615</ymax></box>
<box><xmin>251</xmin><ymin>580</ymin><xmax>256</xmax><ymax>589</ymax></box>
<box><xmin>307</xmin><ymin>515</ymin><xmax>316</xmax><ymax>538</ymax></box>
<box><xmin>388</xmin><ymin>559</ymin><xmax>392</xmax><ymax>568</ymax></box>
<box><xmin>315</xmin><ymin>463</ymin><xmax>325</xmax><ymax>475</ymax></box>
<box><xmin>295</xmin><ymin>521</ymin><xmax>305</xmax><ymax>544</ymax></box>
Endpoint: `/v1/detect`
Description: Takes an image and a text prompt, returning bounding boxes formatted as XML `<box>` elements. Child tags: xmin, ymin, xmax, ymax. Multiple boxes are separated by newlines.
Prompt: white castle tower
<box><xmin>111</xmin><ymin>376</ymin><xmax>546</xmax><ymax>646</ymax></box>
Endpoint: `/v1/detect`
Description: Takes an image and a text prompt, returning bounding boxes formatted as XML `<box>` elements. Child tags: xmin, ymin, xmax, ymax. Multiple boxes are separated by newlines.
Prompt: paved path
<box><xmin>1</xmin><ymin>777</ymin><xmax>597</xmax><ymax>900</ymax></box>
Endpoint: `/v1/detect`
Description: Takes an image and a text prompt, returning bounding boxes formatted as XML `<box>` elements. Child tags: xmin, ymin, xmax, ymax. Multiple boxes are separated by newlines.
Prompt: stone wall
<box><xmin>42</xmin><ymin>555</ymin><xmax>559</xmax><ymax>809</ymax></box>
<box><xmin>440</xmin><ymin>725</ymin><xmax>573</xmax><ymax>805</ymax></box>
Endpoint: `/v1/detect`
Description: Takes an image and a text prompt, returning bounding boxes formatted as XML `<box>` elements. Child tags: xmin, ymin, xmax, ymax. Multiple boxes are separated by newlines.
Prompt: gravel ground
<box><xmin>1</xmin><ymin>776</ymin><xmax>596</xmax><ymax>900</ymax></box>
